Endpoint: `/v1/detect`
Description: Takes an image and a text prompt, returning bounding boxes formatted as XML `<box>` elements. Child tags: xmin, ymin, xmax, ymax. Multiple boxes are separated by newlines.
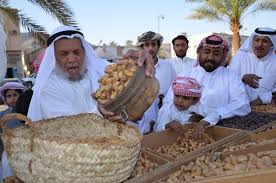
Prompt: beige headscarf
<box><xmin>135</xmin><ymin>31</ymin><xmax>164</xmax><ymax>47</ymax></box>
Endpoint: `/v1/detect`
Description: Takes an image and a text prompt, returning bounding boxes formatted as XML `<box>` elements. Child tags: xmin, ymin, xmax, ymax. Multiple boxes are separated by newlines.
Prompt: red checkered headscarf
<box><xmin>31</xmin><ymin>49</ymin><xmax>45</xmax><ymax>74</ymax></box>
<box><xmin>172</xmin><ymin>77</ymin><xmax>201</xmax><ymax>98</ymax></box>
<box><xmin>197</xmin><ymin>35</ymin><xmax>229</xmax><ymax>65</ymax></box>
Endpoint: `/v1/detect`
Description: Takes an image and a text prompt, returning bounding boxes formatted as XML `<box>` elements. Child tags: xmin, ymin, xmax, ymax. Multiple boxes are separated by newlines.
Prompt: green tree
<box><xmin>125</xmin><ymin>40</ymin><xmax>133</xmax><ymax>46</ymax></box>
<box><xmin>108</xmin><ymin>41</ymin><xmax>118</xmax><ymax>47</ymax></box>
<box><xmin>186</xmin><ymin>0</ymin><xmax>276</xmax><ymax>55</ymax></box>
<box><xmin>0</xmin><ymin>0</ymin><xmax>77</xmax><ymax>46</ymax></box>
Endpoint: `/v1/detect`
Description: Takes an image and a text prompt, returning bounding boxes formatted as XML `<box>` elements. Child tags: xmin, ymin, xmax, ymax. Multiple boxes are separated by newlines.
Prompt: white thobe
<box><xmin>130</xmin><ymin>58</ymin><xmax>176</xmax><ymax>133</ymax></box>
<box><xmin>168</xmin><ymin>56</ymin><xmax>196</xmax><ymax>75</ymax></box>
<box><xmin>162</xmin><ymin>66</ymin><xmax>250</xmax><ymax>125</ymax></box>
<box><xmin>1</xmin><ymin>152</ymin><xmax>14</xmax><ymax>180</ymax></box>
<box><xmin>155</xmin><ymin>58</ymin><xmax>177</xmax><ymax>96</ymax></box>
<box><xmin>40</xmin><ymin>71</ymin><xmax>100</xmax><ymax>120</ymax></box>
<box><xmin>229</xmin><ymin>51</ymin><xmax>276</xmax><ymax>104</ymax></box>
<box><xmin>155</xmin><ymin>103</ymin><xmax>193</xmax><ymax>132</ymax></box>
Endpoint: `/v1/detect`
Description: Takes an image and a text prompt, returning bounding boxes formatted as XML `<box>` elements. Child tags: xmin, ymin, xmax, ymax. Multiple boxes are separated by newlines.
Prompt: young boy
<box><xmin>0</xmin><ymin>82</ymin><xmax>26</xmax><ymax>182</ymax></box>
<box><xmin>155</xmin><ymin>77</ymin><xmax>201</xmax><ymax>134</ymax></box>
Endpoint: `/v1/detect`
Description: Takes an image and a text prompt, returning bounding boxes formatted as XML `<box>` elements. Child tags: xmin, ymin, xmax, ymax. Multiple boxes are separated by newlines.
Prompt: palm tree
<box><xmin>186</xmin><ymin>0</ymin><xmax>276</xmax><ymax>55</ymax></box>
<box><xmin>125</xmin><ymin>40</ymin><xmax>133</xmax><ymax>46</ymax></box>
<box><xmin>0</xmin><ymin>0</ymin><xmax>77</xmax><ymax>46</ymax></box>
<box><xmin>108</xmin><ymin>41</ymin><xmax>118</xmax><ymax>47</ymax></box>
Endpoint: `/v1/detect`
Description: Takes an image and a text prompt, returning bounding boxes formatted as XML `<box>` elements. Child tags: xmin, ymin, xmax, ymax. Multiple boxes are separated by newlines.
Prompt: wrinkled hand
<box><xmin>137</xmin><ymin>50</ymin><xmax>155</xmax><ymax>78</ymax></box>
<box><xmin>192</xmin><ymin>120</ymin><xmax>210</xmax><ymax>139</ymax></box>
<box><xmin>4</xmin><ymin>176</ymin><xmax>23</xmax><ymax>183</ymax></box>
<box><xmin>91</xmin><ymin>92</ymin><xmax>96</xmax><ymax>100</ymax></box>
<box><xmin>242</xmin><ymin>74</ymin><xmax>262</xmax><ymax>89</ymax></box>
<box><xmin>165</xmin><ymin>121</ymin><xmax>186</xmax><ymax>135</ymax></box>
<box><xmin>97</xmin><ymin>105</ymin><xmax>123</xmax><ymax>123</ymax></box>
<box><xmin>122</xmin><ymin>49</ymin><xmax>140</xmax><ymax>60</ymax></box>
<box><xmin>250</xmin><ymin>97</ymin><xmax>263</xmax><ymax>105</ymax></box>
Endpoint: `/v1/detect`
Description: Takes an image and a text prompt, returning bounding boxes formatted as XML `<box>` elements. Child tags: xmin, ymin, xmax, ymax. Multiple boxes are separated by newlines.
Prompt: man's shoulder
<box><xmin>184</xmin><ymin>57</ymin><xmax>196</xmax><ymax>62</ymax></box>
<box><xmin>220</xmin><ymin>67</ymin><xmax>241</xmax><ymax>80</ymax></box>
<box><xmin>232</xmin><ymin>50</ymin><xmax>254</xmax><ymax>62</ymax></box>
<box><xmin>158</xmin><ymin>58</ymin><xmax>174</xmax><ymax>67</ymax></box>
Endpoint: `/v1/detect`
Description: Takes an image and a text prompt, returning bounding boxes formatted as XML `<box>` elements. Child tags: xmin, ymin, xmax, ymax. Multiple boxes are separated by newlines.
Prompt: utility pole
<box><xmin>157</xmin><ymin>15</ymin><xmax>165</xmax><ymax>33</ymax></box>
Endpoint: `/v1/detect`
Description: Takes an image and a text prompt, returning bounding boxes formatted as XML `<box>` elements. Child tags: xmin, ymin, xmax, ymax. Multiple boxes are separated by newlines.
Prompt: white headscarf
<box><xmin>27</xmin><ymin>26</ymin><xmax>109</xmax><ymax>121</ymax></box>
<box><xmin>240</xmin><ymin>27</ymin><xmax>276</xmax><ymax>55</ymax></box>
<box><xmin>0</xmin><ymin>21</ymin><xmax>7</xmax><ymax>82</ymax></box>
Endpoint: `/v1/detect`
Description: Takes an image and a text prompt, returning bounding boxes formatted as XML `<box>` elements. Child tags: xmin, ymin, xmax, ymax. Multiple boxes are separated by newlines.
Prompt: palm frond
<box><xmin>252</xmin><ymin>0</ymin><xmax>276</xmax><ymax>13</ymax></box>
<box><xmin>185</xmin><ymin>0</ymin><xmax>204</xmax><ymax>2</ymax></box>
<box><xmin>205</xmin><ymin>0</ymin><xmax>231</xmax><ymax>17</ymax></box>
<box><xmin>0</xmin><ymin>6</ymin><xmax>48</xmax><ymax>46</ymax></box>
<box><xmin>18</xmin><ymin>12</ymin><xmax>48</xmax><ymax>46</ymax></box>
<box><xmin>187</xmin><ymin>6</ymin><xmax>224</xmax><ymax>22</ymax></box>
<box><xmin>0</xmin><ymin>0</ymin><xmax>9</xmax><ymax>6</ymax></box>
<box><xmin>0</xmin><ymin>6</ymin><xmax>19</xmax><ymax>25</ymax></box>
<box><xmin>26</xmin><ymin>0</ymin><xmax>77</xmax><ymax>26</ymax></box>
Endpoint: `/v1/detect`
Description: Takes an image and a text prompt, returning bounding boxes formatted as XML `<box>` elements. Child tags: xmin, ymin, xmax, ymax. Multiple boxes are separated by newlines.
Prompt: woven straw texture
<box><xmin>0</xmin><ymin>113</ymin><xmax>142</xmax><ymax>183</ymax></box>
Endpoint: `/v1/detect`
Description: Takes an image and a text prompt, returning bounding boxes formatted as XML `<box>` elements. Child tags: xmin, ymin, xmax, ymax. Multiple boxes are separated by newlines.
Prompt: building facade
<box><xmin>2</xmin><ymin>13</ymin><xmax>24</xmax><ymax>78</ymax></box>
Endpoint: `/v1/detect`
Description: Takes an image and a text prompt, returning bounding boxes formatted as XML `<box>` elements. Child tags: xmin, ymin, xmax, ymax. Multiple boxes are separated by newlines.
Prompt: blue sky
<box><xmin>11</xmin><ymin>0</ymin><xmax>276</xmax><ymax>45</ymax></box>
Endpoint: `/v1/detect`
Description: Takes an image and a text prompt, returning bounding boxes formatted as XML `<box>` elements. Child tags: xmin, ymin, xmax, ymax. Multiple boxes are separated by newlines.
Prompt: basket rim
<box><xmin>101</xmin><ymin>65</ymin><xmax>143</xmax><ymax>108</ymax></box>
<box><xmin>2</xmin><ymin>113</ymin><xmax>143</xmax><ymax>147</ymax></box>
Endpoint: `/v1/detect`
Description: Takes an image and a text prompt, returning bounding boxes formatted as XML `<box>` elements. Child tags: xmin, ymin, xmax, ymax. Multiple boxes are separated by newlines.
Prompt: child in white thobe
<box><xmin>155</xmin><ymin>77</ymin><xmax>201</xmax><ymax>134</ymax></box>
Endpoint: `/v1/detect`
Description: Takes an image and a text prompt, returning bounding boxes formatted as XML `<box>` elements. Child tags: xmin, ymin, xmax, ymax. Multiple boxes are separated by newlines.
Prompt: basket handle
<box><xmin>0</xmin><ymin>113</ymin><xmax>37</xmax><ymax>133</ymax></box>
<box><xmin>120</xmin><ymin>106</ymin><xmax>128</xmax><ymax>122</ymax></box>
<box><xmin>0</xmin><ymin>113</ymin><xmax>38</xmax><ymax>174</ymax></box>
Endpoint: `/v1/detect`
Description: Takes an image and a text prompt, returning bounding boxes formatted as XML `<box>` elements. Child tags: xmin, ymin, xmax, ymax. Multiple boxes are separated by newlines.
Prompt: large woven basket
<box><xmin>0</xmin><ymin>113</ymin><xmax>142</xmax><ymax>183</ymax></box>
<box><xmin>102</xmin><ymin>66</ymin><xmax>159</xmax><ymax>122</ymax></box>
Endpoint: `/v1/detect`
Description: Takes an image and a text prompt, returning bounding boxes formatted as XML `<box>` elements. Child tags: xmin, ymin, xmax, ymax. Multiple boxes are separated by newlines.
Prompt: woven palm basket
<box><xmin>0</xmin><ymin>113</ymin><xmax>142</xmax><ymax>183</ymax></box>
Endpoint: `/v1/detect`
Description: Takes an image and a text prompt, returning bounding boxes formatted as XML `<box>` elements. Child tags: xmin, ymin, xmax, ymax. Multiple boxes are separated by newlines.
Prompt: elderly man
<box><xmin>229</xmin><ymin>27</ymin><xmax>276</xmax><ymax>105</ymax></box>
<box><xmin>168</xmin><ymin>35</ymin><xmax>196</xmax><ymax>75</ymax></box>
<box><xmin>160</xmin><ymin>35</ymin><xmax>250</xmax><ymax>138</ymax></box>
<box><xmin>27</xmin><ymin>26</ymin><xmax>155</xmax><ymax>121</ymax></box>
<box><xmin>128</xmin><ymin>31</ymin><xmax>176</xmax><ymax>133</ymax></box>
<box><xmin>2</xmin><ymin>26</ymin><xmax>155</xmax><ymax>181</ymax></box>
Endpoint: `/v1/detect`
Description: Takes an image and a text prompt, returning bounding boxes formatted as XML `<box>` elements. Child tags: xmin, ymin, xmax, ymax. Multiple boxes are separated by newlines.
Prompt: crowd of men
<box><xmin>0</xmin><ymin>25</ymin><xmax>275</xmax><ymax>181</ymax></box>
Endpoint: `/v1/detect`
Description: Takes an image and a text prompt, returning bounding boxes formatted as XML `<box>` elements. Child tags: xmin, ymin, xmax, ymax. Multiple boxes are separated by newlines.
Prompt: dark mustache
<box><xmin>255</xmin><ymin>46</ymin><xmax>264</xmax><ymax>50</ymax></box>
<box><xmin>205</xmin><ymin>60</ymin><xmax>215</xmax><ymax>64</ymax></box>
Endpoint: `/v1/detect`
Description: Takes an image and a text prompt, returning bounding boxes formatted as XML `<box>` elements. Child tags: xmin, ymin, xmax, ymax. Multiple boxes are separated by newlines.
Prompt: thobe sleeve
<box><xmin>162</xmin><ymin>85</ymin><xmax>174</xmax><ymax>106</ymax></box>
<box><xmin>228</xmin><ymin>52</ymin><xmax>242</xmax><ymax>77</ymax></box>
<box><xmin>2</xmin><ymin>151</ymin><xmax>14</xmax><ymax>179</ymax></box>
<box><xmin>202</xmin><ymin>112</ymin><xmax>220</xmax><ymax>125</ymax></box>
<box><xmin>171</xmin><ymin>64</ymin><xmax>177</xmax><ymax>81</ymax></box>
<box><xmin>154</xmin><ymin>104</ymin><xmax>172</xmax><ymax>132</ymax></box>
<box><xmin>258</xmin><ymin>76</ymin><xmax>276</xmax><ymax>104</ymax></box>
<box><xmin>135</xmin><ymin>100</ymin><xmax>159</xmax><ymax>134</ymax></box>
<box><xmin>215</xmin><ymin>72</ymin><xmax>251</xmax><ymax>120</ymax></box>
<box><xmin>259</xmin><ymin>92</ymin><xmax>273</xmax><ymax>104</ymax></box>
<box><xmin>191</xmin><ymin>104</ymin><xmax>220</xmax><ymax>125</ymax></box>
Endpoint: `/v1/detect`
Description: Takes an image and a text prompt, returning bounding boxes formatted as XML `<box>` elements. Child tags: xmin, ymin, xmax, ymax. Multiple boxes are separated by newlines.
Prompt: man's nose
<box><xmin>148</xmin><ymin>45</ymin><xmax>155</xmax><ymax>50</ymax></box>
<box><xmin>207</xmin><ymin>53</ymin><xmax>215</xmax><ymax>60</ymax></box>
<box><xmin>255</xmin><ymin>41</ymin><xmax>263</xmax><ymax>47</ymax></box>
<box><xmin>67</xmin><ymin>53</ymin><xmax>76</xmax><ymax>61</ymax></box>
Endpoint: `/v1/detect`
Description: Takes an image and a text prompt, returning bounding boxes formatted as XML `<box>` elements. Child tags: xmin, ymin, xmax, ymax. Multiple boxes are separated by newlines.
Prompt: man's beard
<box><xmin>199</xmin><ymin>60</ymin><xmax>220</xmax><ymax>72</ymax></box>
<box><xmin>176</xmin><ymin>52</ymin><xmax>186</xmax><ymax>59</ymax></box>
<box><xmin>175</xmin><ymin>49</ymin><xmax>186</xmax><ymax>59</ymax></box>
<box><xmin>66</xmin><ymin>71</ymin><xmax>85</xmax><ymax>81</ymax></box>
<box><xmin>57</xmin><ymin>63</ymin><xmax>86</xmax><ymax>81</ymax></box>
